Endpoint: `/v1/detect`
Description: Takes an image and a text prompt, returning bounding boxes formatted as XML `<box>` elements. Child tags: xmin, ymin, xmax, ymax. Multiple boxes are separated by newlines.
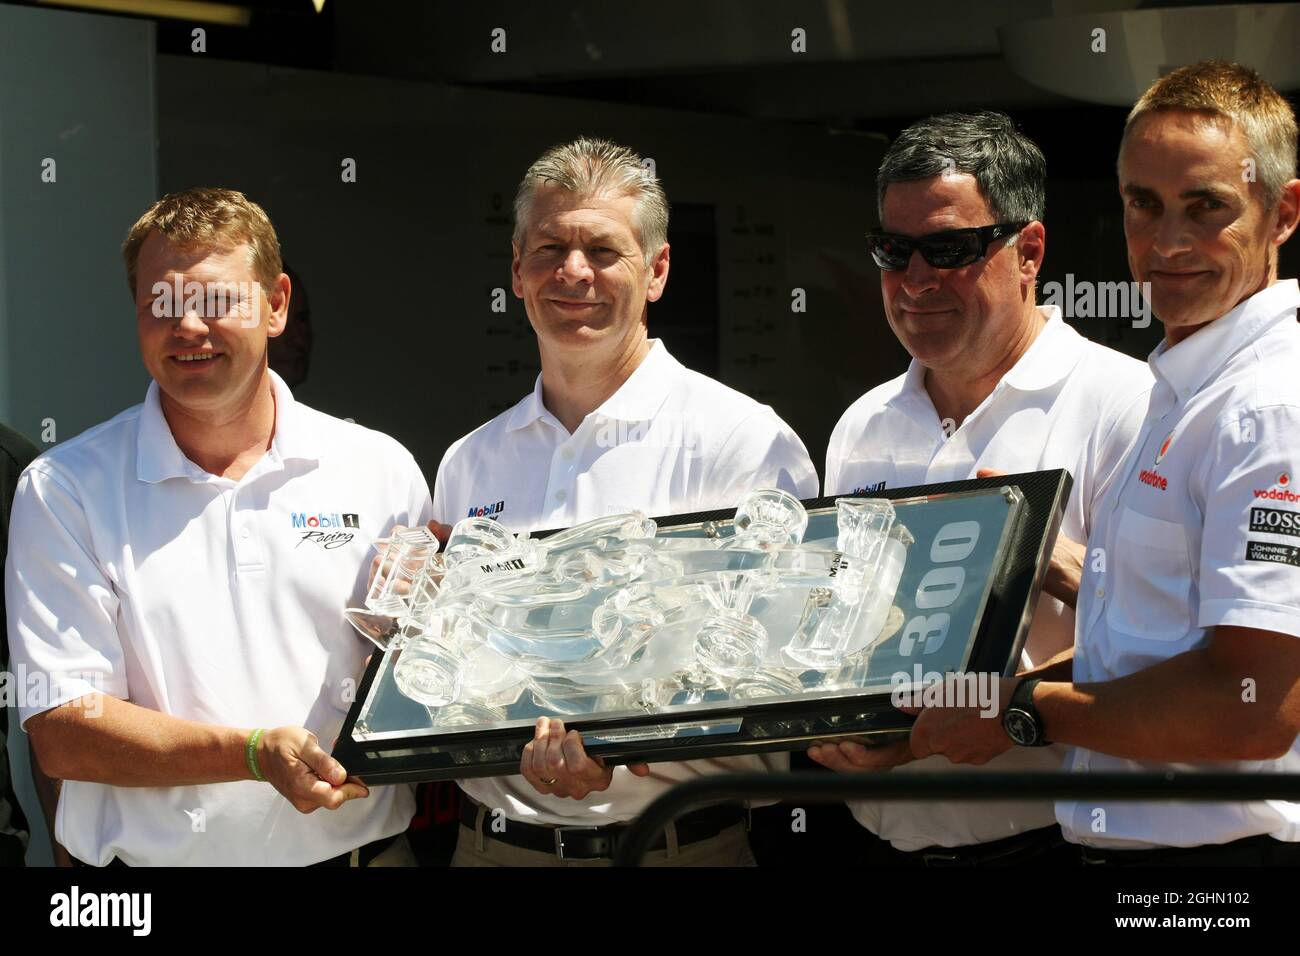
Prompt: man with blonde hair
<box><xmin>912</xmin><ymin>61</ymin><xmax>1300</xmax><ymax>865</ymax></box>
<box><xmin>6</xmin><ymin>187</ymin><xmax>433</xmax><ymax>865</ymax></box>
<box><xmin>429</xmin><ymin>136</ymin><xmax>818</xmax><ymax>866</ymax></box>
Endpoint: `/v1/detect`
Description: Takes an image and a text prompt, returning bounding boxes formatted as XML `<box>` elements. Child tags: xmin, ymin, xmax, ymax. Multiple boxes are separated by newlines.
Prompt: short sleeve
<box><xmin>709</xmin><ymin>412</ymin><xmax>819</xmax><ymax>506</ymax></box>
<box><xmin>1197</xmin><ymin>404</ymin><xmax>1300</xmax><ymax>639</ymax></box>
<box><xmin>5</xmin><ymin>466</ymin><xmax>128</xmax><ymax>728</ymax></box>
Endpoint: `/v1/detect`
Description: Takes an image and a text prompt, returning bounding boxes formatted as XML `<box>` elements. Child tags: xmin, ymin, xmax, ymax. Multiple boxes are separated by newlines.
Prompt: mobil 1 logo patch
<box><xmin>1245</xmin><ymin>540</ymin><xmax>1300</xmax><ymax>569</ymax></box>
<box><xmin>1249</xmin><ymin>507</ymin><xmax>1300</xmax><ymax>539</ymax></box>
<box><xmin>292</xmin><ymin>510</ymin><xmax>361</xmax><ymax>550</ymax></box>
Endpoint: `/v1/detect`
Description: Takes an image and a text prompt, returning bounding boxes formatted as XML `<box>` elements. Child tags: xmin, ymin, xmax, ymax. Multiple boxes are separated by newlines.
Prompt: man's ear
<box><xmin>1017</xmin><ymin>221</ymin><xmax>1046</xmax><ymax>289</ymax></box>
<box><xmin>646</xmin><ymin>243</ymin><xmax>670</xmax><ymax>303</ymax></box>
<box><xmin>511</xmin><ymin>242</ymin><xmax>524</xmax><ymax>299</ymax></box>
<box><xmin>1271</xmin><ymin>179</ymin><xmax>1300</xmax><ymax>249</ymax></box>
<box><xmin>265</xmin><ymin>272</ymin><xmax>291</xmax><ymax>338</ymax></box>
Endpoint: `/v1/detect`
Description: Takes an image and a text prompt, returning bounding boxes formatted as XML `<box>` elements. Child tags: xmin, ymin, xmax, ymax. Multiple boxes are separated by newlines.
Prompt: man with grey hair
<box><xmin>811</xmin><ymin>111</ymin><xmax>1153</xmax><ymax>866</ymax></box>
<box><xmin>428</xmin><ymin>136</ymin><xmax>818</xmax><ymax>866</ymax></box>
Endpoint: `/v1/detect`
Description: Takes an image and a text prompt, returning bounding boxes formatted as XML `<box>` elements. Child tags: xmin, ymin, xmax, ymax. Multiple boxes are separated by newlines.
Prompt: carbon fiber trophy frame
<box><xmin>332</xmin><ymin>470</ymin><xmax>1071</xmax><ymax>783</ymax></box>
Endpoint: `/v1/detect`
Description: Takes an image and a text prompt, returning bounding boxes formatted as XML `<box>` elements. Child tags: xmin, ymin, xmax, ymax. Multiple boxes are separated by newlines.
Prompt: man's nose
<box><xmin>556</xmin><ymin>249</ymin><xmax>594</xmax><ymax>282</ymax></box>
<box><xmin>899</xmin><ymin>249</ymin><xmax>941</xmax><ymax>298</ymax></box>
<box><xmin>1151</xmin><ymin>212</ymin><xmax>1194</xmax><ymax>260</ymax></box>
<box><xmin>175</xmin><ymin>308</ymin><xmax>211</xmax><ymax>337</ymax></box>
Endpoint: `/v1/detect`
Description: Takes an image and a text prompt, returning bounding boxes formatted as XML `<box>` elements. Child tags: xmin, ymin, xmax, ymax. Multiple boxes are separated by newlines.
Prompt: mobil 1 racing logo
<box><xmin>292</xmin><ymin>510</ymin><xmax>360</xmax><ymax>549</ymax></box>
<box><xmin>468</xmin><ymin>500</ymin><xmax>505</xmax><ymax>519</ymax></box>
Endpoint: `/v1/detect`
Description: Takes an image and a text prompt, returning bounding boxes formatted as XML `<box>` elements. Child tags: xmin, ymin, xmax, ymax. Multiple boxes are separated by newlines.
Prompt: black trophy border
<box><xmin>332</xmin><ymin>469</ymin><xmax>1072</xmax><ymax>784</ymax></box>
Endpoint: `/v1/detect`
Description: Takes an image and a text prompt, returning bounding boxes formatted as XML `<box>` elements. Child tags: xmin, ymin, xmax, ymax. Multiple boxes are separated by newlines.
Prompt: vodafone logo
<box><xmin>1254</xmin><ymin>487</ymin><xmax>1300</xmax><ymax>502</ymax></box>
<box><xmin>1154</xmin><ymin>431</ymin><xmax>1174</xmax><ymax>465</ymax></box>
<box><xmin>1253</xmin><ymin>472</ymin><xmax>1298</xmax><ymax>501</ymax></box>
<box><xmin>1138</xmin><ymin>468</ymin><xmax>1168</xmax><ymax>491</ymax></box>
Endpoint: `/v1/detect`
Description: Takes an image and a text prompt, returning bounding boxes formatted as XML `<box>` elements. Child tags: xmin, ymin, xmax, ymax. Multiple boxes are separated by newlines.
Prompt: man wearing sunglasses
<box><xmin>908</xmin><ymin>63</ymin><xmax>1300</xmax><ymax>866</ymax></box>
<box><xmin>809</xmin><ymin>111</ymin><xmax>1153</xmax><ymax>866</ymax></box>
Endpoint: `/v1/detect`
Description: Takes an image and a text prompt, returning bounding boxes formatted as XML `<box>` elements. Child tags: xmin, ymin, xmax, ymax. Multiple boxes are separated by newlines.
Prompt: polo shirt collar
<box><xmin>891</xmin><ymin>305</ymin><xmax>1078</xmax><ymax>417</ymax></box>
<box><xmin>267</xmin><ymin>370</ymin><xmax>320</xmax><ymax>465</ymax></box>
<box><xmin>505</xmin><ymin>338</ymin><xmax>676</xmax><ymax>432</ymax></box>
<box><xmin>136</xmin><ymin>369</ymin><xmax>318</xmax><ymax>483</ymax></box>
<box><xmin>505</xmin><ymin>374</ymin><xmax>553</xmax><ymax>433</ymax></box>
<box><xmin>1000</xmin><ymin>306</ymin><xmax>1083</xmax><ymax>392</ymax></box>
<box><xmin>1150</xmin><ymin>279</ymin><xmax>1300</xmax><ymax>403</ymax></box>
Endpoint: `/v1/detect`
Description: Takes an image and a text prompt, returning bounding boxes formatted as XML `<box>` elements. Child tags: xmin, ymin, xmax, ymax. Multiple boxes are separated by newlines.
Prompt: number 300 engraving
<box><xmin>898</xmin><ymin>520</ymin><xmax>980</xmax><ymax>656</ymax></box>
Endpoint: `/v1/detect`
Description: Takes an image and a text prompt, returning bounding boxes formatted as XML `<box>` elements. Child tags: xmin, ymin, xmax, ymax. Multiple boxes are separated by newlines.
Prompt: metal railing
<box><xmin>613</xmin><ymin>771</ymin><xmax>1300</xmax><ymax>866</ymax></box>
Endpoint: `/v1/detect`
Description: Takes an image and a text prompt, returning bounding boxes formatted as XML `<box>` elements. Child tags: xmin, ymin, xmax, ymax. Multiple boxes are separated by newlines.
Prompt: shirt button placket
<box><xmin>547</xmin><ymin>440</ymin><xmax>576</xmax><ymax>522</ymax></box>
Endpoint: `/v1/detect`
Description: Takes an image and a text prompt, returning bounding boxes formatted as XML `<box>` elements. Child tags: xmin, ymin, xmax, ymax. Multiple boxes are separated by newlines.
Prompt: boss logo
<box><xmin>1250</xmin><ymin>507</ymin><xmax>1300</xmax><ymax>538</ymax></box>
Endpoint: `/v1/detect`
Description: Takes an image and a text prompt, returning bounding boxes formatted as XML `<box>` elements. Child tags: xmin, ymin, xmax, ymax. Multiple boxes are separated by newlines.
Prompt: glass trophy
<box><xmin>333</xmin><ymin>470</ymin><xmax>1071</xmax><ymax>782</ymax></box>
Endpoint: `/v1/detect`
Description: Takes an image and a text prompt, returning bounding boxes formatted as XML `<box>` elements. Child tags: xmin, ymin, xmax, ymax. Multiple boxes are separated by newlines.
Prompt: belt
<box><xmin>903</xmin><ymin>825</ymin><xmax>1069</xmax><ymax>868</ymax></box>
<box><xmin>460</xmin><ymin>797</ymin><xmax>745</xmax><ymax>861</ymax></box>
<box><xmin>308</xmin><ymin>832</ymin><xmax>401</xmax><ymax>867</ymax></box>
<box><xmin>1080</xmin><ymin>832</ymin><xmax>1300</xmax><ymax>867</ymax></box>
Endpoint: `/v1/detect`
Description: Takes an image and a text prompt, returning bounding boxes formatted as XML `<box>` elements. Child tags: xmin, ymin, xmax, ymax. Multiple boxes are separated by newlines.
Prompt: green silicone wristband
<box><xmin>246</xmin><ymin>728</ymin><xmax>267</xmax><ymax>782</ymax></box>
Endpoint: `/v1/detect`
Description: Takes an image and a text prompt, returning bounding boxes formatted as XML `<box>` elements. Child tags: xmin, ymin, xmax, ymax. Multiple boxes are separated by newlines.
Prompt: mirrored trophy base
<box><xmin>333</xmin><ymin>471</ymin><xmax>1070</xmax><ymax>783</ymax></box>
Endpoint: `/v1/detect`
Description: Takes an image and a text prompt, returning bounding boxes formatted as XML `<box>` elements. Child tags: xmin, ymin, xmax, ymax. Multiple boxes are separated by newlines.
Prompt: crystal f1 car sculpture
<box><xmin>346</xmin><ymin>490</ymin><xmax>912</xmax><ymax>717</ymax></box>
<box><xmin>333</xmin><ymin>472</ymin><xmax>1070</xmax><ymax>783</ymax></box>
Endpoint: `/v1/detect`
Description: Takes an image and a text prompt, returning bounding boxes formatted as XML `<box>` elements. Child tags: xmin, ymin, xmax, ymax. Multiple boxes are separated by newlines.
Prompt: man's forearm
<box><xmin>29</xmin><ymin>694</ymin><xmax>254</xmax><ymax>787</ymax></box>
<box><xmin>1044</xmin><ymin>536</ymin><xmax>1085</xmax><ymax>610</ymax></box>
<box><xmin>1035</xmin><ymin>647</ymin><xmax>1287</xmax><ymax>762</ymax></box>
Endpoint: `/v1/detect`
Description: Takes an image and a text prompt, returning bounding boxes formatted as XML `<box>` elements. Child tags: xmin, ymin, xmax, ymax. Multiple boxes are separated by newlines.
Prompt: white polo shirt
<box><xmin>825</xmin><ymin>306</ymin><xmax>1153</xmax><ymax>850</ymax></box>
<box><xmin>433</xmin><ymin>338</ymin><xmax>819</xmax><ymax>825</ymax></box>
<box><xmin>1059</xmin><ymin>279</ymin><xmax>1300</xmax><ymax>850</ymax></box>
<box><xmin>6</xmin><ymin>371</ymin><xmax>433</xmax><ymax>865</ymax></box>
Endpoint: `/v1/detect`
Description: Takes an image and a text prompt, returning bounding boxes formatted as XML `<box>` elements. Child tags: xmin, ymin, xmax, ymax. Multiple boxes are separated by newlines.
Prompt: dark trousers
<box><xmin>866</xmin><ymin>824</ymin><xmax>1080</xmax><ymax>867</ymax></box>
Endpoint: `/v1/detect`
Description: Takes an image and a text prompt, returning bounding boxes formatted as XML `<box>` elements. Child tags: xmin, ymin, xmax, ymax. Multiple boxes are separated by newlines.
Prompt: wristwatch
<box><xmin>1002</xmin><ymin>677</ymin><xmax>1051</xmax><ymax>746</ymax></box>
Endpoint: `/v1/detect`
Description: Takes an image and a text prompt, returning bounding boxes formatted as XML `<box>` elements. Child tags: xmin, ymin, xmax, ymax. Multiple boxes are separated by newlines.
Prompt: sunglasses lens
<box><xmin>868</xmin><ymin>235</ymin><xmax>911</xmax><ymax>271</ymax></box>
<box><xmin>923</xmin><ymin>233</ymin><xmax>980</xmax><ymax>269</ymax></box>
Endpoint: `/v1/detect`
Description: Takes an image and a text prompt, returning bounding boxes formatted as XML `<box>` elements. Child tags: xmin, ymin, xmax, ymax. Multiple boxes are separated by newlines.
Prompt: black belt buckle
<box><xmin>554</xmin><ymin>825</ymin><xmax>613</xmax><ymax>861</ymax></box>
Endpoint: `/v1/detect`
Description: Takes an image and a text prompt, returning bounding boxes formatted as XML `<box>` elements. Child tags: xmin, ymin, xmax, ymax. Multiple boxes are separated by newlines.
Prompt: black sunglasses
<box><xmin>865</xmin><ymin>222</ymin><xmax>1028</xmax><ymax>271</ymax></box>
